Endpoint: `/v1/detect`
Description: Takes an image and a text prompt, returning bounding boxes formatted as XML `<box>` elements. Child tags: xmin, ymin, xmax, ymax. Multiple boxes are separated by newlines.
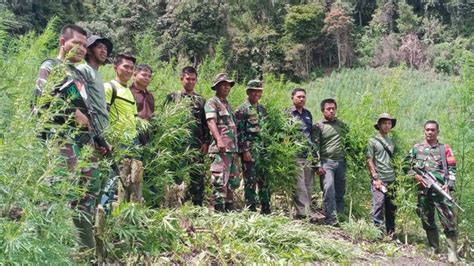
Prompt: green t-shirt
<box><xmin>104</xmin><ymin>80</ymin><xmax>138</xmax><ymax>143</ymax></box>
<box><xmin>77</xmin><ymin>63</ymin><xmax>109</xmax><ymax>132</ymax></box>
<box><xmin>367</xmin><ymin>133</ymin><xmax>395</xmax><ymax>182</ymax></box>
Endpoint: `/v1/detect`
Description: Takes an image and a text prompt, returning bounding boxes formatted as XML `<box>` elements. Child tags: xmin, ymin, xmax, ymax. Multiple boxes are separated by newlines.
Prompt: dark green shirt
<box><xmin>312</xmin><ymin>118</ymin><xmax>349</xmax><ymax>164</ymax></box>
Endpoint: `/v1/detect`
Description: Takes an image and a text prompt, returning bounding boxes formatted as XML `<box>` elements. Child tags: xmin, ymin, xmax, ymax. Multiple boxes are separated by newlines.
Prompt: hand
<box><xmin>442</xmin><ymin>184</ymin><xmax>450</xmax><ymax>193</ymax></box>
<box><xmin>75</xmin><ymin>109</ymin><xmax>90</xmax><ymax>128</ymax></box>
<box><xmin>216</xmin><ymin>138</ymin><xmax>226</xmax><ymax>154</ymax></box>
<box><xmin>96</xmin><ymin>143</ymin><xmax>112</xmax><ymax>156</ymax></box>
<box><xmin>373</xmin><ymin>179</ymin><xmax>383</xmax><ymax>190</ymax></box>
<box><xmin>200</xmin><ymin>143</ymin><xmax>209</xmax><ymax>154</ymax></box>
<box><xmin>242</xmin><ymin>151</ymin><xmax>252</xmax><ymax>162</ymax></box>
<box><xmin>414</xmin><ymin>174</ymin><xmax>427</xmax><ymax>188</ymax></box>
<box><xmin>317</xmin><ymin>167</ymin><xmax>326</xmax><ymax>176</ymax></box>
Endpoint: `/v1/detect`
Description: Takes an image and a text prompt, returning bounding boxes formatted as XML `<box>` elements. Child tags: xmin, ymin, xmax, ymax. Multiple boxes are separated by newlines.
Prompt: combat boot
<box><xmin>260</xmin><ymin>202</ymin><xmax>271</xmax><ymax>215</ymax></box>
<box><xmin>247</xmin><ymin>203</ymin><xmax>257</xmax><ymax>212</ymax></box>
<box><xmin>214</xmin><ymin>204</ymin><xmax>225</xmax><ymax>213</ymax></box>
<box><xmin>225</xmin><ymin>202</ymin><xmax>234</xmax><ymax>212</ymax></box>
<box><xmin>446</xmin><ymin>235</ymin><xmax>459</xmax><ymax>263</ymax></box>
<box><xmin>426</xmin><ymin>229</ymin><xmax>440</xmax><ymax>253</ymax></box>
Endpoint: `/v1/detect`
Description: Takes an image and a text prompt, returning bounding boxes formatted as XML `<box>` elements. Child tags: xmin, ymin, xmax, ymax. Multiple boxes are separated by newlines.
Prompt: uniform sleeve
<box><xmin>33</xmin><ymin>61</ymin><xmax>54</xmax><ymax>107</ymax></box>
<box><xmin>205</xmin><ymin>99</ymin><xmax>217</xmax><ymax>120</ymax></box>
<box><xmin>311</xmin><ymin>123</ymin><xmax>322</xmax><ymax>167</ymax></box>
<box><xmin>235</xmin><ymin>106</ymin><xmax>249</xmax><ymax>152</ymax></box>
<box><xmin>403</xmin><ymin>146</ymin><xmax>417</xmax><ymax>175</ymax></box>
<box><xmin>367</xmin><ymin>138</ymin><xmax>375</xmax><ymax>158</ymax></box>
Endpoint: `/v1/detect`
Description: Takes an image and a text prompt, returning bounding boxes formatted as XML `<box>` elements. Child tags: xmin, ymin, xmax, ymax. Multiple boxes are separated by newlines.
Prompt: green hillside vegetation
<box><xmin>0</xmin><ymin>3</ymin><xmax>473</xmax><ymax>264</ymax></box>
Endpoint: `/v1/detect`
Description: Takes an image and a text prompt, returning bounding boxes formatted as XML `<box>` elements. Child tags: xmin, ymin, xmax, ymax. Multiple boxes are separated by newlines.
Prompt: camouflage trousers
<box><xmin>61</xmin><ymin>143</ymin><xmax>100</xmax><ymax>249</ymax></box>
<box><xmin>417</xmin><ymin>192</ymin><xmax>457</xmax><ymax>236</ymax></box>
<box><xmin>242</xmin><ymin>160</ymin><xmax>270</xmax><ymax>205</ymax></box>
<box><xmin>210</xmin><ymin>152</ymin><xmax>240</xmax><ymax>206</ymax></box>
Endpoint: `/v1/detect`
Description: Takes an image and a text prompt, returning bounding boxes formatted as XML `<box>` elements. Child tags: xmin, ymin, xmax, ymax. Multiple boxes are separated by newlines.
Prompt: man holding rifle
<box><xmin>405</xmin><ymin>120</ymin><xmax>459</xmax><ymax>263</ymax></box>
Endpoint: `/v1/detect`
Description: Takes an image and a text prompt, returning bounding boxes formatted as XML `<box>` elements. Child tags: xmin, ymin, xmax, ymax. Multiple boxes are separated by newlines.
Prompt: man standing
<box><xmin>405</xmin><ymin>120</ymin><xmax>459</xmax><ymax>263</ymax></box>
<box><xmin>367</xmin><ymin>113</ymin><xmax>397</xmax><ymax>236</ymax></box>
<box><xmin>288</xmin><ymin>88</ymin><xmax>314</xmax><ymax>219</ymax></box>
<box><xmin>205</xmin><ymin>73</ymin><xmax>239</xmax><ymax>212</ymax></box>
<box><xmin>130</xmin><ymin>64</ymin><xmax>155</xmax><ymax>145</ymax></box>
<box><xmin>165</xmin><ymin>66</ymin><xmax>209</xmax><ymax>206</ymax></box>
<box><xmin>235</xmin><ymin>80</ymin><xmax>270</xmax><ymax>214</ymax></box>
<box><xmin>104</xmin><ymin>53</ymin><xmax>143</xmax><ymax>203</ymax></box>
<box><xmin>313</xmin><ymin>98</ymin><xmax>349</xmax><ymax>226</ymax></box>
<box><xmin>77</xmin><ymin>35</ymin><xmax>113</xmax><ymax>137</ymax></box>
<box><xmin>33</xmin><ymin>24</ymin><xmax>96</xmax><ymax>249</ymax></box>
<box><xmin>104</xmin><ymin>53</ymin><xmax>138</xmax><ymax>145</ymax></box>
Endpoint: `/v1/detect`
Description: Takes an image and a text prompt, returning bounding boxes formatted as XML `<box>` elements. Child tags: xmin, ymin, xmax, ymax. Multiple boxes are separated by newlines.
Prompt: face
<box><xmin>114</xmin><ymin>58</ymin><xmax>135</xmax><ymax>83</ymax></box>
<box><xmin>215</xmin><ymin>81</ymin><xmax>231</xmax><ymax>98</ymax></box>
<box><xmin>292</xmin><ymin>91</ymin><xmax>306</xmax><ymax>109</ymax></box>
<box><xmin>90</xmin><ymin>42</ymin><xmax>108</xmax><ymax>64</ymax></box>
<box><xmin>181</xmin><ymin>73</ymin><xmax>197</xmax><ymax>92</ymax></box>
<box><xmin>61</xmin><ymin>31</ymin><xmax>87</xmax><ymax>63</ymax></box>
<box><xmin>134</xmin><ymin>69</ymin><xmax>152</xmax><ymax>89</ymax></box>
<box><xmin>247</xmin><ymin>89</ymin><xmax>263</xmax><ymax>104</ymax></box>
<box><xmin>424</xmin><ymin>123</ymin><xmax>439</xmax><ymax>142</ymax></box>
<box><xmin>322</xmin><ymin>103</ymin><xmax>337</xmax><ymax>121</ymax></box>
<box><xmin>378</xmin><ymin>119</ymin><xmax>393</xmax><ymax>134</ymax></box>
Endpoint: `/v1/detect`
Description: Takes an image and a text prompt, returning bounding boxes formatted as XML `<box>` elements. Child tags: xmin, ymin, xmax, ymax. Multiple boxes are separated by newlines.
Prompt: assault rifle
<box><xmin>413</xmin><ymin>167</ymin><xmax>464</xmax><ymax>212</ymax></box>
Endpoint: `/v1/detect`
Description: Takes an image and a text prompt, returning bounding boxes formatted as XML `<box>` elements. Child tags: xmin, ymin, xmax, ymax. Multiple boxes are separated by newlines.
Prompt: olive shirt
<box><xmin>367</xmin><ymin>133</ymin><xmax>395</xmax><ymax>182</ymax></box>
<box><xmin>104</xmin><ymin>80</ymin><xmax>138</xmax><ymax>142</ymax></box>
<box><xmin>77</xmin><ymin>63</ymin><xmax>109</xmax><ymax>132</ymax></box>
<box><xmin>312</xmin><ymin>118</ymin><xmax>349</xmax><ymax>166</ymax></box>
<box><xmin>205</xmin><ymin>96</ymin><xmax>238</xmax><ymax>154</ymax></box>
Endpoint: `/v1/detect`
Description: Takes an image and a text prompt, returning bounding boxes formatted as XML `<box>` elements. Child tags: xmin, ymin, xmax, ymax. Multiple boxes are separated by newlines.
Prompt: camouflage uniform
<box><xmin>165</xmin><ymin>91</ymin><xmax>210</xmax><ymax>205</ymax></box>
<box><xmin>205</xmin><ymin>95</ymin><xmax>240</xmax><ymax>210</ymax></box>
<box><xmin>235</xmin><ymin>80</ymin><xmax>270</xmax><ymax>213</ymax></box>
<box><xmin>34</xmin><ymin>59</ymin><xmax>99</xmax><ymax>249</ymax></box>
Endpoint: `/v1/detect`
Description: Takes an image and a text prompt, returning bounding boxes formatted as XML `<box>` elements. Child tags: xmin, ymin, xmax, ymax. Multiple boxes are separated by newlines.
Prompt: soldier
<box><xmin>313</xmin><ymin>98</ymin><xmax>349</xmax><ymax>226</ymax></box>
<box><xmin>288</xmin><ymin>88</ymin><xmax>314</xmax><ymax>220</ymax></box>
<box><xmin>405</xmin><ymin>120</ymin><xmax>459</xmax><ymax>263</ymax></box>
<box><xmin>205</xmin><ymin>73</ymin><xmax>240</xmax><ymax>212</ymax></box>
<box><xmin>33</xmin><ymin>24</ymin><xmax>96</xmax><ymax>249</ymax></box>
<box><xmin>367</xmin><ymin>113</ymin><xmax>397</xmax><ymax>237</ymax></box>
<box><xmin>165</xmin><ymin>66</ymin><xmax>209</xmax><ymax>206</ymax></box>
<box><xmin>235</xmin><ymin>80</ymin><xmax>270</xmax><ymax>214</ymax></box>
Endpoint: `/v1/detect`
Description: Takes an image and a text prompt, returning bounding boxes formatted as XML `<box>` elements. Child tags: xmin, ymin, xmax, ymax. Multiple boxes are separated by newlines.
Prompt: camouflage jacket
<box><xmin>205</xmin><ymin>96</ymin><xmax>238</xmax><ymax>153</ymax></box>
<box><xmin>405</xmin><ymin>142</ymin><xmax>456</xmax><ymax>186</ymax></box>
<box><xmin>165</xmin><ymin>90</ymin><xmax>210</xmax><ymax>147</ymax></box>
<box><xmin>235</xmin><ymin>100</ymin><xmax>267</xmax><ymax>152</ymax></box>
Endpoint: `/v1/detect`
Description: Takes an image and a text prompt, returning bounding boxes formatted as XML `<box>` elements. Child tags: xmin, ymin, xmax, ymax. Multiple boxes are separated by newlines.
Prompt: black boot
<box><xmin>192</xmin><ymin>199</ymin><xmax>203</xmax><ymax>206</ymax></box>
<box><xmin>260</xmin><ymin>202</ymin><xmax>271</xmax><ymax>215</ymax></box>
<box><xmin>214</xmin><ymin>204</ymin><xmax>225</xmax><ymax>213</ymax></box>
<box><xmin>225</xmin><ymin>202</ymin><xmax>234</xmax><ymax>212</ymax></box>
<box><xmin>247</xmin><ymin>203</ymin><xmax>257</xmax><ymax>212</ymax></box>
<box><xmin>426</xmin><ymin>229</ymin><xmax>440</xmax><ymax>253</ymax></box>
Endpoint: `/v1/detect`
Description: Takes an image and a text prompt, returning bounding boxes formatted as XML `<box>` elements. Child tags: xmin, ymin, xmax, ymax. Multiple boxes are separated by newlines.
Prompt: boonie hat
<box><xmin>246</xmin><ymin>79</ymin><xmax>263</xmax><ymax>91</ymax></box>
<box><xmin>87</xmin><ymin>35</ymin><xmax>113</xmax><ymax>56</ymax></box>
<box><xmin>211</xmin><ymin>73</ymin><xmax>235</xmax><ymax>90</ymax></box>
<box><xmin>374</xmin><ymin>113</ymin><xmax>397</xmax><ymax>130</ymax></box>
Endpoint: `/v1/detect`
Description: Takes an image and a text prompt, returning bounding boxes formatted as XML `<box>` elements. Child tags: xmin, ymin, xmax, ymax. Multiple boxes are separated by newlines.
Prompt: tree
<box><xmin>324</xmin><ymin>3</ymin><xmax>355</xmax><ymax>68</ymax></box>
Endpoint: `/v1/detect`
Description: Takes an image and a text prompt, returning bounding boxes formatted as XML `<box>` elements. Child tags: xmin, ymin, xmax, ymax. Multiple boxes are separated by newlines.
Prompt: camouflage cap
<box><xmin>246</xmin><ymin>79</ymin><xmax>263</xmax><ymax>91</ymax></box>
<box><xmin>86</xmin><ymin>35</ymin><xmax>113</xmax><ymax>56</ymax></box>
<box><xmin>211</xmin><ymin>73</ymin><xmax>235</xmax><ymax>90</ymax></box>
<box><xmin>374</xmin><ymin>113</ymin><xmax>397</xmax><ymax>130</ymax></box>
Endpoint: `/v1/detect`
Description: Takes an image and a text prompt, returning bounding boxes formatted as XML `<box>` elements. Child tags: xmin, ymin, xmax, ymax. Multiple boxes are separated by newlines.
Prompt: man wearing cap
<box><xmin>367</xmin><ymin>113</ymin><xmax>397</xmax><ymax>236</ymax></box>
<box><xmin>205</xmin><ymin>73</ymin><xmax>240</xmax><ymax>212</ymax></box>
<box><xmin>235</xmin><ymin>80</ymin><xmax>270</xmax><ymax>214</ymax></box>
<box><xmin>404</xmin><ymin>120</ymin><xmax>459</xmax><ymax>263</ymax></box>
<box><xmin>165</xmin><ymin>66</ymin><xmax>210</xmax><ymax>206</ymax></box>
<box><xmin>77</xmin><ymin>35</ymin><xmax>113</xmax><ymax>142</ymax></box>
<box><xmin>313</xmin><ymin>98</ymin><xmax>349</xmax><ymax>226</ymax></box>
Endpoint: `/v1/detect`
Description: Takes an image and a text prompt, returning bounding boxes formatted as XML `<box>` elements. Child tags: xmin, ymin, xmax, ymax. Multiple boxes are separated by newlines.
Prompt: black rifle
<box><xmin>413</xmin><ymin>167</ymin><xmax>464</xmax><ymax>212</ymax></box>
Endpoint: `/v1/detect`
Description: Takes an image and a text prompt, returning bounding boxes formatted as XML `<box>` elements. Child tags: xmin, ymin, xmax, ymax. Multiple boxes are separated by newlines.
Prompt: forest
<box><xmin>0</xmin><ymin>0</ymin><xmax>473</xmax><ymax>264</ymax></box>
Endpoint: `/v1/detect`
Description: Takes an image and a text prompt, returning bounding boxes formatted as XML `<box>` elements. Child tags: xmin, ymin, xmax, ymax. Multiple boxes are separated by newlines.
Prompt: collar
<box><xmin>320</xmin><ymin>117</ymin><xmax>338</xmax><ymax>123</ymax></box>
<box><xmin>290</xmin><ymin>106</ymin><xmax>307</xmax><ymax>114</ymax></box>
<box><xmin>181</xmin><ymin>89</ymin><xmax>196</xmax><ymax>96</ymax></box>
<box><xmin>131</xmin><ymin>83</ymin><xmax>148</xmax><ymax>93</ymax></box>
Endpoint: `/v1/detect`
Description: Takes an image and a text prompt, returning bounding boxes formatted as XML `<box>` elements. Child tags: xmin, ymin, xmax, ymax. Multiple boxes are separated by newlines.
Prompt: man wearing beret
<box><xmin>367</xmin><ymin>113</ymin><xmax>397</xmax><ymax>237</ymax></box>
<box><xmin>235</xmin><ymin>80</ymin><xmax>271</xmax><ymax>214</ymax></box>
<box><xmin>205</xmin><ymin>73</ymin><xmax>240</xmax><ymax>212</ymax></box>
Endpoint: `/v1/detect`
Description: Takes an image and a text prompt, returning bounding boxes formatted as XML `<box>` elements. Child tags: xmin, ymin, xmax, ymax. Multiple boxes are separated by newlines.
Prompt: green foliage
<box><xmin>284</xmin><ymin>4</ymin><xmax>325</xmax><ymax>44</ymax></box>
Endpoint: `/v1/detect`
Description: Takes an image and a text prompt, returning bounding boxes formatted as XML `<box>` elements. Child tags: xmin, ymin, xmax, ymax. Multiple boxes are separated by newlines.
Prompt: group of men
<box><xmin>33</xmin><ymin>24</ymin><xmax>460</xmax><ymax>262</ymax></box>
